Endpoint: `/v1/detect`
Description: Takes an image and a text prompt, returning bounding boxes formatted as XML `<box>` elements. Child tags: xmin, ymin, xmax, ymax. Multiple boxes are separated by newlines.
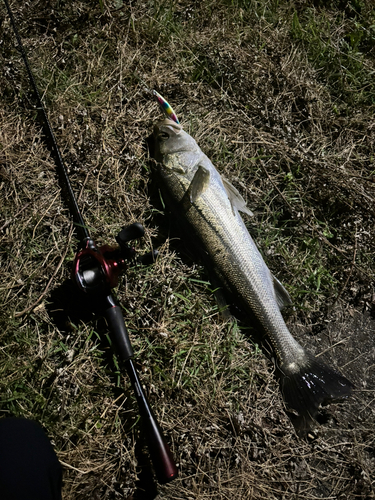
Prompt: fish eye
<box><xmin>158</xmin><ymin>131</ymin><xmax>169</xmax><ymax>141</ymax></box>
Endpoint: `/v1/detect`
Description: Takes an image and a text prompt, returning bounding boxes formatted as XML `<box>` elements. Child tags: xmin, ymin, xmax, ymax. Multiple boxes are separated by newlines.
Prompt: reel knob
<box><xmin>116</xmin><ymin>223</ymin><xmax>145</xmax><ymax>248</ymax></box>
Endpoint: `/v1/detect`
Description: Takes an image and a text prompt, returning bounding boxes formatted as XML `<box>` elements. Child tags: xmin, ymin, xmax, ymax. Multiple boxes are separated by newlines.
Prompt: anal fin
<box><xmin>273</xmin><ymin>275</ymin><xmax>292</xmax><ymax>310</ymax></box>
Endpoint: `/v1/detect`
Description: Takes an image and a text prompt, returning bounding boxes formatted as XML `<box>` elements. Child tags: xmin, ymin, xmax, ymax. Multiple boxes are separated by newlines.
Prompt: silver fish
<box><xmin>151</xmin><ymin>118</ymin><xmax>353</xmax><ymax>419</ymax></box>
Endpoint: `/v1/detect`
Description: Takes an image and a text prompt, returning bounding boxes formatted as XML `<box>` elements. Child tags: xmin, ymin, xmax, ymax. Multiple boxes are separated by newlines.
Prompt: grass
<box><xmin>1</xmin><ymin>0</ymin><xmax>375</xmax><ymax>498</ymax></box>
<box><xmin>291</xmin><ymin>4</ymin><xmax>375</xmax><ymax>108</ymax></box>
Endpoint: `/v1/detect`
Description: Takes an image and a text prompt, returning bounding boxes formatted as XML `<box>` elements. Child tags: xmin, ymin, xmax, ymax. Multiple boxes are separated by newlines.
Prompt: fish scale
<box><xmin>151</xmin><ymin>118</ymin><xmax>353</xmax><ymax>421</ymax></box>
<box><xmin>177</xmin><ymin>154</ymin><xmax>302</xmax><ymax>365</ymax></box>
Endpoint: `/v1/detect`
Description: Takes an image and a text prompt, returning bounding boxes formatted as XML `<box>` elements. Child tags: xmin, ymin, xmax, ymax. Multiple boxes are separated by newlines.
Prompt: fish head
<box><xmin>152</xmin><ymin>119</ymin><xmax>199</xmax><ymax>164</ymax></box>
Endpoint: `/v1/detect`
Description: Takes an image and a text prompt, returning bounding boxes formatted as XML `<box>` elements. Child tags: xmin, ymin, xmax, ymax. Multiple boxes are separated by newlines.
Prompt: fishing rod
<box><xmin>3</xmin><ymin>0</ymin><xmax>178</xmax><ymax>484</ymax></box>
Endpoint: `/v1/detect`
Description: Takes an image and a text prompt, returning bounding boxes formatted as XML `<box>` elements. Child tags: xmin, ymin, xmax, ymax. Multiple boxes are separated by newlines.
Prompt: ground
<box><xmin>0</xmin><ymin>0</ymin><xmax>374</xmax><ymax>498</ymax></box>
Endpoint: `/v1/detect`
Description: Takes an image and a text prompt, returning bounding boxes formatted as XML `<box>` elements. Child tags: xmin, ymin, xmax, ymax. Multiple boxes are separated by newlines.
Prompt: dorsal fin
<box><xmin>222</xmin><ymin>178</ymin><xmax>253</xmax><ymax>216</ymax></box>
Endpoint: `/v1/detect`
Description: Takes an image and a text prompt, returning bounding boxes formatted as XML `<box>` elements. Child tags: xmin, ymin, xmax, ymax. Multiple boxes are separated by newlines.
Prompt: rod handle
<box><xmin>144</xmin><ymin>405</ymin><xmax>179</xmax><ymax>484</ymax></box>
<box><xmin>126</xmin><ymin>359</ymin><xmax>178</xmax><ymax>483</ymax></box>
<box><xmin>104</xmin><ymin>305</ymin><xmax>134</xmax><ymax>360</ymax></box>
<box><xmin>104</xmin><ymin>304</ymin><xmax>178</xmax><ymax>482</ymax></box>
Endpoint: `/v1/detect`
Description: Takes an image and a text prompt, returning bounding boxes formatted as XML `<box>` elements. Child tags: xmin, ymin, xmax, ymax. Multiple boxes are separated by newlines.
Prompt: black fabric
<box><xmin>0</xmin><ymin>418</ymin><xmax>62</xmax><ymax>500</ymax></box>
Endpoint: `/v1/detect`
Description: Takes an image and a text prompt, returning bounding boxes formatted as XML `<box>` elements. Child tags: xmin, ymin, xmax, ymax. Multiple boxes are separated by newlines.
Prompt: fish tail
<box><xmin>280</xmin><ymin>351</ymin><xmax>354</xmax><ymax>419</ymax></box>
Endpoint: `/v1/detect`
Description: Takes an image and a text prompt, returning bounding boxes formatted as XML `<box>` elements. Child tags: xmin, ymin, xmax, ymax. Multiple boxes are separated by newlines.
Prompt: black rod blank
<box><xmin>3</xmin><ymin>0</ymin><xmax>89</xmax><ymax>242</ymax></box>
<box><xmin>4</xmin><ymin>0</ymin><xmax>178</xmax><ymax>483</ymax></box>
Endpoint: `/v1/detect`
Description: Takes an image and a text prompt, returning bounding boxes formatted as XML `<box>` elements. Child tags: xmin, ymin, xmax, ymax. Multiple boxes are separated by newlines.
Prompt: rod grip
<box><xmin>125</xmin><ymin>359</ymin><xmax>178</xmax><ymax>483</ymax></box>
<box><xmin>104</xmin><ymin>305</ymin><xmax>178</xmax><ymax>482</ymax></box>
<box><xmin>104</xmin><ymin>305</ymin><xmax>134</xmax><ymax>360</ymax></box>
<box><xmin>144</xmin><ymin>406</ymin><xmax>179</xmax><ymax>484</ymax></box>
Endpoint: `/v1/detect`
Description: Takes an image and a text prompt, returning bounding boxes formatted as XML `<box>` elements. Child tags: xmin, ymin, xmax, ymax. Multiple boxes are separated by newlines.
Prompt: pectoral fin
<box><xmin>188</xmin><ymin>165</ymin><xmax>210</xmax><ymax>203</ymax></box>
<box><xmin>273</xmin><ymin>275</ymin><xmax>292</xmax><ymax>310</ymax></box>
<box><xmin>222</xmin><ymin>178</ymin><xmax>253</xmax><ymax>216</ymax></box>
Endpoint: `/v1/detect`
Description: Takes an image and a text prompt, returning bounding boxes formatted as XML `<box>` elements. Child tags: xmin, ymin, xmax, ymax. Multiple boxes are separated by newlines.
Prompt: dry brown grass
<box><xmin>1</xmin><ymin>0</ymin><xmax>375</xmax><ymax>498</ymax></box>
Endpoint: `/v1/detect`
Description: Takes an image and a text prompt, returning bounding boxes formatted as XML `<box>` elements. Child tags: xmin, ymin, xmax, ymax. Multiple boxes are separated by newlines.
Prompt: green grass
<box><xmin>1</xmin><ymin>0</ymin><xmax>375</xmax><ymax>498</ymax></box>
<box><xmin>291</xmin><ymin>4</ymin><xmax>375</xmax><ymax>108</ymax></box>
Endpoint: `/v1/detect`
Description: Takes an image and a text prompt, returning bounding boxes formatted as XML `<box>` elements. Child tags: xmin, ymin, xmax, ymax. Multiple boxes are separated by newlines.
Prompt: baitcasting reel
<box><xmin>73</xmin><ymin>222</ymin><xmax>158</xmax><ymax>294</ymax></box>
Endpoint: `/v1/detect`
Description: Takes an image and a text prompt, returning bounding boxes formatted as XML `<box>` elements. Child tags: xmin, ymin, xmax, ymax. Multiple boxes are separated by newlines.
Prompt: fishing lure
<box><xmin>152</xmin><ymin>90</ymin><xmax>180</xmax><ymax>124</ymax></box>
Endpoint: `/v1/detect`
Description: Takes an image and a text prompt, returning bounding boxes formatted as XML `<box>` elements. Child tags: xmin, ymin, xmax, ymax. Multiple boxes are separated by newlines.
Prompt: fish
<box><xmin>150</xmin><ymin>118</ymin><xmax>353</xmax><ymax>421</ymax></box>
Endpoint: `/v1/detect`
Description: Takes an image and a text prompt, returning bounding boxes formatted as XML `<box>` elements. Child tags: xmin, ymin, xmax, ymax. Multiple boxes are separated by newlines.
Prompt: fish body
<box><xmin>151</xmin><ymin>118</ymin><xmax>353</xmax><ymax>419</ymax></box>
